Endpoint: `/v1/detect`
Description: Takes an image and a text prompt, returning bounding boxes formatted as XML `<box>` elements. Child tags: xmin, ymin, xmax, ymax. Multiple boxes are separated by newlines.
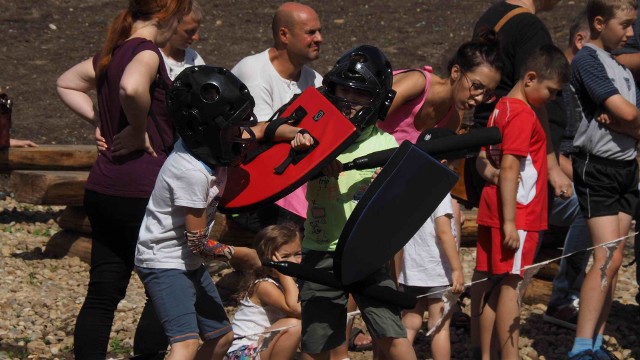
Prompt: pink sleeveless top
<box><xmin>377</xmin><ymin>66</ymin><xmax>455</xmax><ymax>144</ymax></box>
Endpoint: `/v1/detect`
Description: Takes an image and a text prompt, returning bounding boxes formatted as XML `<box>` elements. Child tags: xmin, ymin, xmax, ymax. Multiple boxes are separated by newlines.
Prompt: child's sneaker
<box><xmin>543</xmin><ymin>299</ymin><xmax>579</xmax><ymax>330</ymax></box>
<box><xmin>592</xmin><ymin>347</ymin><xmax>619</xmax><ymax>360</ymax></box>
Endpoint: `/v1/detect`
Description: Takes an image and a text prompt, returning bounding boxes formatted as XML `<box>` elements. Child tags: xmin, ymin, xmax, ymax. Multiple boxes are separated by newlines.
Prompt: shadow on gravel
<box><xmin>525</xmin><ymin>311</ymin><xmax>575</xmax><ymax>359</ymax></box>
<box><xmin>607</xmin><ymin>300</ymin><xmax>640</xmax><ymax>358</ymax></box>
<box><xmin>0</xmin><ymin>206</ymin><xmax>63</xmax><ymax>225</ymax></box>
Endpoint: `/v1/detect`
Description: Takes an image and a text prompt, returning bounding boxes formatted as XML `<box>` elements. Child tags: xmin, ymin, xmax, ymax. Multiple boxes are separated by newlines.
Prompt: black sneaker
<box><xmin>593</xmin><ymin>347</ymin><xmax>619</xmax><ymax>360</ymax></box>
<box><xmin>568</xmin><ymin>349</ymin><xmax>593</xmax><ymax>360</ymax></box>
<box><xmin>543</xmin><ymin>299</ymin><xmax>579</xmax><ymax>330</ymax></box>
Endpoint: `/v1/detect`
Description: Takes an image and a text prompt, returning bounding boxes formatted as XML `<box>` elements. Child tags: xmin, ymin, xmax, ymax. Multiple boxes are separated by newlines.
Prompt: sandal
<box><xmin>348</xmin><ymin>327</ymin><xmax>373</xmax><ymax>352</ymax></box>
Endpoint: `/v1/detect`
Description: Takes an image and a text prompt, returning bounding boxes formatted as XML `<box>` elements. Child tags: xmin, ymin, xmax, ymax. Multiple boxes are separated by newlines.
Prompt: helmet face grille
<box><xmin>200</xmin><ymin>83</ymin><xmax>220</xmax><ymax>103</ymax></box>
<box><xmin>322</xmin><ymin>45</ymin><xmax>394</xmax><ymax>130</ymax></box>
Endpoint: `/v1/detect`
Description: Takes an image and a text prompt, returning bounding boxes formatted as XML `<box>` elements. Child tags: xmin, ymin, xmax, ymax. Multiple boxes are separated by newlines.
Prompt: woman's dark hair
<box><xmin>446</xmin><ymin>28</ymin><xmax>504</xmax><ymax>74</ymax></box>
<box><xmin>234</xmin><ymin>223</ymin><xmax>301</xmax><ymax>301</ymax></box>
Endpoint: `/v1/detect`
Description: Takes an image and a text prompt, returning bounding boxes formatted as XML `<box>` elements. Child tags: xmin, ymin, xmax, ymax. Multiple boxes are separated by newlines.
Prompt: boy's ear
<box><xmin>593</xmin><ymin>15</ymin><xmax>606</xmax><ymax>33</ymax></box>
<box><xmin>574</xmin><ymin>31</ymin><xmax>588</xmax><ymax>50</ymax></box>
<box><xmin>524</xmin><ymin>71</ymin><xmax>538</xmax><ymax>86</ymax></box>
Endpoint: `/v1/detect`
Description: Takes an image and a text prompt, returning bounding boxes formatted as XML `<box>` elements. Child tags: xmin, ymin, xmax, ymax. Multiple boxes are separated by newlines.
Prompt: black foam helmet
<box><xmin>322</xmin><ymin>45</ymin><xmax>396</xmax><ymax>130</ymax></box>
<box><xmin>167</xmin><ymin>66</ymin><xmax>257</xmax><ymax>167</ymax></box>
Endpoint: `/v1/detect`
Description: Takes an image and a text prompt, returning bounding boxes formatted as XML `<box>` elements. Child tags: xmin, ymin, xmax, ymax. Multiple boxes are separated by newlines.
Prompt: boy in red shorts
<box><xmin>471</xmin><ymin>44</ymin><xmax>569</xmax><ymax>360</ymax></box>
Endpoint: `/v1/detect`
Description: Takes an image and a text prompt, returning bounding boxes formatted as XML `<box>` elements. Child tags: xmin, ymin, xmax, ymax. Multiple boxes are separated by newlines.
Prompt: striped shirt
<box><xmin>571</xmin><ymin>43</ymin><xmax>639</xmax><ymax>160</ymax></box>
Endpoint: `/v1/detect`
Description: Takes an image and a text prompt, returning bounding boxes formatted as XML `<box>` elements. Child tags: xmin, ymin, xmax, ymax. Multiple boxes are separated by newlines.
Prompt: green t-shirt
<box><xmin>302</xmin><ymin>126</ymin><xmax>399</xmax><ymax>252</ymax></box>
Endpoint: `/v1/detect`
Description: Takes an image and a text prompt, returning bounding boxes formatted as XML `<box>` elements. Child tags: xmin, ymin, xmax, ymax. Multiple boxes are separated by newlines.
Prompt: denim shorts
<box><xmin>136</xmin><ymin>265</ymin><xmax>231</xmax><ymax>344</ymax></box>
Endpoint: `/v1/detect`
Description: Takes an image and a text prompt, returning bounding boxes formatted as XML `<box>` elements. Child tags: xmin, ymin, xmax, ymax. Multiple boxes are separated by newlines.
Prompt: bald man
<box><xmin>231</xmin><ymin>2</ymin><xmax>323</xmax><ymax>232</ymax></box>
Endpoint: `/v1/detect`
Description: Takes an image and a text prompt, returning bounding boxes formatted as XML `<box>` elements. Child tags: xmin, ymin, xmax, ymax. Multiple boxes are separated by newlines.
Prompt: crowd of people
<box><xmin>52</xmin><ymin>0</ymin><xmax>640</xmax><ymax>359</ymax></box>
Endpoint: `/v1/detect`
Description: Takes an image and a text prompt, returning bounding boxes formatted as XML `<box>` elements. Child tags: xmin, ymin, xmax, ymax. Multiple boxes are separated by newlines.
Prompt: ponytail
<box><xmin>96</xmin><ymin>10</ymin><xmax>134</xmax><ymax>81</ymax></box>
<box><xmin>95</xmin><ymin>0</ymin><xmax>192</xmax><ymax>82</ymax></box>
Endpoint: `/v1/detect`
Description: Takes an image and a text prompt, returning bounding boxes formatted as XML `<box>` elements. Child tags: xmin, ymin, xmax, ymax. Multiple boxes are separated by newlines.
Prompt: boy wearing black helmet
<box><xmin>134</xmin><ymin>66</ymin><xmax>313</xmax><ymax>360</ymax></box>
<box><xmin>300</xmin><ymin>45</ymin><xmax>417</xmax><ymax>360</ymax></box>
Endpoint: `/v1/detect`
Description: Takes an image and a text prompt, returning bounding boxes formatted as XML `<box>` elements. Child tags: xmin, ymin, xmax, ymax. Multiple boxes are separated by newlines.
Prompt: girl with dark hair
<box><xmin>227</xmin><ymin>223</ymin><xmax>303</xmax><ymax>360</ymax></box>
<box><xmin>56</xmin><ymin>0</ymin><xmax>191</xmax><ymax>358</ymax></box>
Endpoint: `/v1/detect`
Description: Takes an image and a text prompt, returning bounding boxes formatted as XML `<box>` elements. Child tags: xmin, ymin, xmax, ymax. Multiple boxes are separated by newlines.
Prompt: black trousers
<box><xmin>74</xmin><ymin>190</ymin><xmax>168</xmax><ymax>359</ymax></box>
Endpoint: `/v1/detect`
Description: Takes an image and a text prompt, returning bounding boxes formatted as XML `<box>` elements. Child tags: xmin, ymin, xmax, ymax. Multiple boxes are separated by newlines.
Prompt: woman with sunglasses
<box><xmin>378</xmin><ymin>30</ymin><xmax>503</xmax><ymax>142</ymax></box>
<box><xmin>380</xmin><ymin>29</ymin><xmax>503</xmax><ymax>254</ymax></box>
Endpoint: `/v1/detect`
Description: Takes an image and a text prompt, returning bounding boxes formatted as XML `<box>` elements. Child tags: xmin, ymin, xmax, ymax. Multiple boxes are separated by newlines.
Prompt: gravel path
<box><xmin>0</xmin><ymin>197</ymin><xmax>638</xmax><ymax>359</ymax></box>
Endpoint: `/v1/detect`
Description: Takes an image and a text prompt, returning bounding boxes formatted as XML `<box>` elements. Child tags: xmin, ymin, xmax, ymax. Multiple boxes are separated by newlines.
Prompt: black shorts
<box><xmin>572</xmin><ymin>152</ymin><xmax>639</xmax><ymax>218</ymax></box>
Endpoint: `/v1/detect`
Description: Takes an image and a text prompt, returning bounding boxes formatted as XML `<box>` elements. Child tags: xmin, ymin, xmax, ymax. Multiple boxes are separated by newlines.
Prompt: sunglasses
<box><xmin>460</xmin><ymin>69</ymin><xmax>496</xmax><ymax>104</ymax></box>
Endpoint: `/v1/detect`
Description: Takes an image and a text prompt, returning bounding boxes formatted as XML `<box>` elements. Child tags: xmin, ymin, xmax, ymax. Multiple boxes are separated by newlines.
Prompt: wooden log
<box><xmin>44</xmin><ymin>230</ymin><xmax>91</xmax><ymax>264</ymax></box>
<box><xmin>8</xmin><ymin>170</ymin><xmax>88</xmax><ymax>206</ymax></box>
<box><xmin>56</xmin><ymin>206</ymin><xmax>92</xmax><ymax>234</ymax></box>
<box><xmin>522</xmin><ymin>277</ymin><xmax>552</xmax><ymax>305</ymax></box>
<box><xmin>460</xmin><ymin>209</ymin><xmax>478</xmax><ymax>247</ymax></box>
<box><xmin>0</xmin><ymin>145</ymin><xmax>97</xmax><ymax>171</ymax></box>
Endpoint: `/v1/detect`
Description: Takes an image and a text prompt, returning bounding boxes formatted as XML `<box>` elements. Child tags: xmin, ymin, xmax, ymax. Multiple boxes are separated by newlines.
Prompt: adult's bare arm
<box><xmin>56</xmin><ymin>58</ymin><xmax>98</xmax><ymax>126</ymax></box>
<box><xmin>112</xmin><ymin>50</ymin><xmax>160</xmax><ymax>157</ymax></box>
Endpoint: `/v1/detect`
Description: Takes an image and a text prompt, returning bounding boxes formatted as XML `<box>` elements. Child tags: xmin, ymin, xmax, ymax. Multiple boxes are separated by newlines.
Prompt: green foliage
<box><xmin>109</xmin><ymin>337</ymin><xmax>132</xmax><ymax>356</ymax></box>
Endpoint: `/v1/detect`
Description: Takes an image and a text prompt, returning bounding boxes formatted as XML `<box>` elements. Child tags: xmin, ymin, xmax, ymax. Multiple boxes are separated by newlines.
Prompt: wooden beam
<box><xmin>44</xmin><ymin>230</ymin><xmax>91</xmax><ymax>264</ymax></box>
<box><xmin>56</xmin><ymin>206</ymin><xmax>92</xmax><ymax>234</ymax></box>
<box><xmin>522</xmin><ymin>278</ymin><xmax>552</xmax><ymax>305</ymax></box>
<box><xmin>8</xmin><ymin>170</ymin><xmax>88</xmax><ymax>206</ymax></box>
<box><xmin>0</xmin><ymin>145</ymin><xmax>97</xmax><ymax>171</ymax></box>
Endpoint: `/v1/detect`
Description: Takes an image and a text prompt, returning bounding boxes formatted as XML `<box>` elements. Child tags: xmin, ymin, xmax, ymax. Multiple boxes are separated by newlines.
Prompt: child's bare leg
<box><xmin>575</xmin><ymin>214</ymin><xmax>628</xmax><ymax>340</ymax></box>
<box><xmin>195</xmin><ymin>331</ymin><xmax>233</xmax><ymax>360</ymax></box>
<box><xmin>427</xmin><ymin>298</ymin><xmax>451</xmax><ymax>360</ymax></box>
<box><xmin>333</xmin><ymin>295</ymin><xmax>364</xmax><ymax>359</ymax></box>
<box><xmin>372</xmin><ymin>337</ymin><xmax>416</xmax><ymax>360</ymax></box>
<box><xmin>402</xmin><ymin>298</ymin><xmax>428</xmax><ymax>344</ymax></box>
<box><xmin>167</xmin><ymin>339</ymin><xmax>199</xmax><ymax>360</ymax></box>
<box><xmin>261</xmin><ymin>317</ymin><xmax>301</xmax><ymax>360</ymax></box>
<box><xmin>470</xmin><ymin>271</ymin><xmax>497</xmax><ymax>360</ymax></box>
<box><xmin>495</xmin><ymin>275</ymin><xmax>521</xmax><ymax>360</ymax></box>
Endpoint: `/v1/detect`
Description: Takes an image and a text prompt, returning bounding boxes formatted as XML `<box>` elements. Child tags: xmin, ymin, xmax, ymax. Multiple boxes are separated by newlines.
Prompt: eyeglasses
<box><xmin>460</xmin><ymin>69</ymin><xmax>496</xmax><ymax>104</ymax></box>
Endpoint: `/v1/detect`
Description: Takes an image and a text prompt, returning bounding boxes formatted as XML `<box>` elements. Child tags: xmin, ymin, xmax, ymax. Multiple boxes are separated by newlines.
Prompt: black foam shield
<box><xmin>263</xmin><ymin>260</ymin><xmax>417</xmax><ymax>309</ymax></box>
<box><xmin>334</xmin><ymin>141</ymin><xmax>459</xmax><ymax>285</ymax></box>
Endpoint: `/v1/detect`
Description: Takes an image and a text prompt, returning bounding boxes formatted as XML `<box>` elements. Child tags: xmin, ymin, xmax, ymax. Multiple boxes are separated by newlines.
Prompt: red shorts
<box><xmin>475</xmin><ymin>225</ymin><xmax>539</xmax><ymax>277</ymax></box>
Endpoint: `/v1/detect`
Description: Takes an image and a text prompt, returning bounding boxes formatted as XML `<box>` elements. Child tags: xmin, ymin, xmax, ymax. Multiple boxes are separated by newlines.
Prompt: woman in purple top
<box><xmin>56</xmin><ymin>0</ymin><xmax>192</xmax><ymax>359</ymax></box>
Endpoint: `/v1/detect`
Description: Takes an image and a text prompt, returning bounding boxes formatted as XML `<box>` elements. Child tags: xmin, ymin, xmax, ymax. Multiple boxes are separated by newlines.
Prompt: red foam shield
<box><xmin>219</xmin><ymin>87</ymin><xmax>359</xmax><ymax>213</ymax></box>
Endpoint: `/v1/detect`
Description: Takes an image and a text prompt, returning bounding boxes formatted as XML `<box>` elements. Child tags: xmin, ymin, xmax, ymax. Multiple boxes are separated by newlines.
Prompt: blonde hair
<box><xmin>190</xmin><ymin>0</ymin><xmax>204</xmax><ymax>22</ymax></box>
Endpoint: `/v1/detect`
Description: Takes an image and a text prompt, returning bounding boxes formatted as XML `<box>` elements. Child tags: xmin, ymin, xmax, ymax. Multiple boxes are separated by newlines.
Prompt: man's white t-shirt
<box><xmin>399</xmin><ymin>193</ymin><xmax>457</xmax><ymax>287</ymax></box>
<box><xmin>162</xmin><ymin>48</ymin><xmax>206</xmax><ymax>81</ymax></box>
<box><xmin>231</xmin><ymin>49</ymin><xmax>323</xmax><ymax>218</ymax></box>
<box><xmin>135</xmin><ymin>139</ymin><xmax>227</xmax><ymax>270</ymax></box>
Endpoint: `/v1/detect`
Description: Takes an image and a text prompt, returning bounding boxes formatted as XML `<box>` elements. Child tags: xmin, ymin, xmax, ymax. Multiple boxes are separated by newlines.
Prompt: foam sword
<box><xmin>342</xmin><ymin>127</ymin><xmax>501</xmax><ymax>171</ymax></box>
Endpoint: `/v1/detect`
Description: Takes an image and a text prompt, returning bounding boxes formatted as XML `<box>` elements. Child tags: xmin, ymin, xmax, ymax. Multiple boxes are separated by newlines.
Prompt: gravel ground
<box><xmin>0</xmin><ymin>196</ymin><xmax>639</xmax><ymax>360</ymax></box>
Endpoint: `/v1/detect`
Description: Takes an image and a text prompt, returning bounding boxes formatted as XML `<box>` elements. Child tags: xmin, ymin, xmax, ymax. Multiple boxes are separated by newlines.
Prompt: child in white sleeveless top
<box><xmin>227</xmin><ymin>224</ymin><xmax>302</xmax><ymax>360</ymax></box>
